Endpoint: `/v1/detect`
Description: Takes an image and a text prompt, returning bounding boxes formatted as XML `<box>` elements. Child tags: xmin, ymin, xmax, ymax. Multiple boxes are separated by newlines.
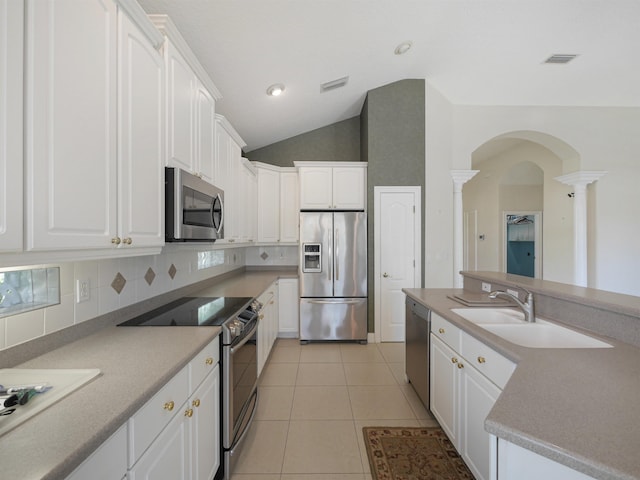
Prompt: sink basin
<box><xmin>452</xmin><ymin>307</ymin><xmax>527</xmax><ymax>324</ymax></box>
<box><xmin>0</xmin><ymin>368</ymin><xmax>101</xmax><ymax>437</ymax></box>
<box><xmin>481</xmin><ymin>320</ymin><xmax>613</xmax><ymax>348</ymax></box>
<box><xmin>451</xmin><ymin>307</ymin><xmax>612</xmax><ymax>349</ymax></box>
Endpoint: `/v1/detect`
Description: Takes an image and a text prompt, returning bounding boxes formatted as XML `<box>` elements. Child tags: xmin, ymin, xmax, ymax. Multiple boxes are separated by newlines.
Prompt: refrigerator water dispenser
<box><xmin>302</xmin><ymin>244</ymin><xmax>322</xmax><ymax>272</ymax></box>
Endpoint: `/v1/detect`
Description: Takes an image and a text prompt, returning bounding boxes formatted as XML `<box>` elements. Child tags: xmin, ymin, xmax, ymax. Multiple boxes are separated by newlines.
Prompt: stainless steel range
<box><xmin>118</xmin><ymin>295</ymin><xmax>261</xmax><ymax>480</ymax></box>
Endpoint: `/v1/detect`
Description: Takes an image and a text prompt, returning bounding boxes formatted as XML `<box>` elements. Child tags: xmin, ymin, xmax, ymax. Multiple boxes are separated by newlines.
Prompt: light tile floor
<box><xmin>231</xmin><ymin>339</ymin><xmax>439</xmax><ymax>480</ymax></box>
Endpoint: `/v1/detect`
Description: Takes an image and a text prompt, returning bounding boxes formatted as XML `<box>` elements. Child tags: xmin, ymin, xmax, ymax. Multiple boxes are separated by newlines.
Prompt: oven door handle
<box><xmin>229</xmin><ymin>388</ymin><xmax>259</xmax><ymax>455</ymax></box>
<box><xmin>229</xmin><ymin>320</ymin><xmax>258</xmax><ymax>354</ymax></box>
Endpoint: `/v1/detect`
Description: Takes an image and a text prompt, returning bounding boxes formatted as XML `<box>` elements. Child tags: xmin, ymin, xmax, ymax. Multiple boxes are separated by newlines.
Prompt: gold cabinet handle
<box><xmin>184</xmin><ymin>408</ymin><xmax>193</xmax><ymax>418</ymax></box>
<box><xmin>477</xmin><ymin>356</ymin><xmax>486</xmax><ymax>364</ymax></box>
<box><xmin>383</xmin><ymin>272</ymin><xmax>389</xmax><ymax>278</ymax></box>
<box><xmin>192</xmin><ymin>399</ymin><xmax>201</xmax><ymax>408</ymax></box>
<box><xmin>163</xmin><ymin>401</ymin><xmax>175</xmax><ymax>412</ymax></box>
<box><xmin>111</xmin><ymin>236</ymin><xmax>121</xmax><ymax>245</ymax></box>
<box><xmin>205</xmin><ymin>357</ymin><xmax>213</xmax><ymax>365</ymax></box>
<box><xmin>457</xmin><ymin>363</ymin><xmax>464</xmax><ymax>369</ymax></box>
<box><xmin>451</xmin><ymin>357</ymin><xmax>458</xmax><ymax>363</ymax></box>
<box><xmin>123</xmin><ymin>237</ymin><xmax>132</xmax><ymax>245</ymax></box>
<box><xmin>439</xmin><ymin>328</ymin><xmax>445</xmax><ymax>334</ymax></box>
<box><xmin>259</xmin><ymin>314</ymin><xmax>264</xmax><ymax>320</ymax></box>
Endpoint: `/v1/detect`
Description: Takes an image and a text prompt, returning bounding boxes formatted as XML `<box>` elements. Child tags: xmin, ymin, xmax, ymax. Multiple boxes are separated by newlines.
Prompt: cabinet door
<box><xmin>246</xmin><ymin>164</ymin><xmax>258</xmax><ymax>242</ymax></box>
<box><xmin>118</xmin><ymin>10</ymin><xmax>164</xmax><ymax>248</ymax></box>
<box><xmin>128</xmin><ymin>404</ymin><xmax>190</xmax><ymax>480</ymax></box>
<box><xmin>430</xmin><ymin>334</ymin><xmax>459</xmax><ymax>447</ymax></box>
<box><xmin>25</xmin><ymin>0</ymin><xmax>118</xmax><ymax>250</ymax></box>
<box><xmin>166</xmin><ymin>41</ymin><xmax>195</xmax><ymax>173</ymax></box>
<box><xmin>195</xmin><ymin>83</ymin><xmax>215</xmax><ymax>182</ymax></box>
<box><xmin>279</xmin><ymin>171</ymin><xmax>299</xmax><ymax>242</ymax></box>
<box><xmin>333</xmin><ymin>167</ymin><xmax>366</xmax><ymax>210</ymax></box>
<box><xmin>257</xmin><ymin>167</ymin><xmax>281</xmax><ymax>242</ymax></box>
<box><xmin>278</xmin><ymin>278</ymin><xmax>299</xmax><ymax>336</ymax></box>
<box><xmin>298</xmin><ymin>167</ymin><xmax>333</xmax><ymax>210</ymax></box>
<box><xmin>459</xmin><ymin>360</ymin><xmax>500</xmax><ymax>480</ymax></box>
<box><xmin>0</xmin><ymin>0</ymin><xmax>23</xmax><ymax>252</ymax></box>
<box><xmin>190</xmin><ymin>365</ymin><xmax>220</xmax><ymax>480</ymax></box>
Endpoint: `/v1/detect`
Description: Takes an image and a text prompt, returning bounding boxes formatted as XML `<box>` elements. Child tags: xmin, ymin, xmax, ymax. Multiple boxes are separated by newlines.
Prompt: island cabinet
<box><xmin>430</xmin><ymin>312</ymin><xmax>515</xmax><ymax>480</ymax></box>
<box><xmin>0</xmin><ymin>0</ymin><xmax>23</xmax><ymax>252</ymax></box>
<box><xmin>24</xmin><ymin>0</ymin><xmax>165</xmax><ymax>251</ymax></box>
<box><xmin>295</xmin><ymin>162</ymin><xmax>367</xmax><ymax>211</ymax></box>
<box><xmin>65</xmin><ymin>336</ymin><xmax>220</xmax><ymax>480</ymax></box>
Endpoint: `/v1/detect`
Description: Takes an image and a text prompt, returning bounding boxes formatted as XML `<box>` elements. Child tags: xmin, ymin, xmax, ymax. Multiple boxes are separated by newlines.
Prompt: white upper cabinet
<box><xmin>0</xmin><ymin>0</ymin><xmax>23</xmax><ymax>252</ymax></box>
<box><xmin>279</xmin><ymin>169</ymin><xmax>299</xmax><ymax>243</ymax></box>
<box><xmin>165</xmin><ymin>41</ymin><xmax>195</xmax><ymax>173</ymax></box>
<box><xmin>295</xmin><ymin>162</ymin><xmax>367</xmax><ymax>210</ymax></box>
<box><xmin>25</xmin><ymin>0</ymin><xmax>118</xmax><ymax>250</ymax></box>
<box><xmin>117</xmin><ymin>8</ymin><xmax>165</xmax><ymax>248</ymax></box>
<box><xmin>255</xmin><ymin>163</ymin><xmax>281</xmax><ymax>243</ymax></box>
<box><xmin>24</xmin><ymin>0</ymin><xmax>166</xmax><ymax>252</ymax></box>
<box><xmin>151</xmin><ymin>15</ymin><xmax>222</xmax><ymax>182</ymax></box>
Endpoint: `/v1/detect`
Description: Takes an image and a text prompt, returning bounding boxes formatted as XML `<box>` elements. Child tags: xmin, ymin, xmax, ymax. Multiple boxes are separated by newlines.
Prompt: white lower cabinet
<box><xmin>66</xmin><ymin>336</ymin><xmax>220</xmax><ymax>480</ymax></box>
<box><xmin>498</xmin><ymin>439</ymin><xmax>596</xmax><ymax>480</ymax></box>
<box><xmin>278</xmin><ymin>278</ymin><xmax>299</xmax><ymax>337</ymax></box>
<box><xmin>257</xmin><ymin>281</ymin><xmax>279</xmax><ymax>376</ymax></box>
<box><xmin>430</xmin><ymin>313</ymin><xmax>515</xmax><ymax>480</ymax></box>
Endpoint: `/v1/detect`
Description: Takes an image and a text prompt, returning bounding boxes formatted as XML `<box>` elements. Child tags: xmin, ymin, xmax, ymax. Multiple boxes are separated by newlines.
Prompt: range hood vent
<box><xmin>320</xmin><ymin>76</ymin><xmax>349</xmax><ymax>92</ymax></box>
<box><xmin>543</xmin><ymin>54</ymin><xmax>579</xmax><ymax>64</ymax></box>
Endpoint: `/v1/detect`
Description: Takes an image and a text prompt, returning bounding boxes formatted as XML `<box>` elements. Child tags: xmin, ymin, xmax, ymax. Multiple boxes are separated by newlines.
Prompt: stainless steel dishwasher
<box><xmin>405</xmin><ymin>297</ymin><xmax>430</xmax><ymax>409</ymax></box>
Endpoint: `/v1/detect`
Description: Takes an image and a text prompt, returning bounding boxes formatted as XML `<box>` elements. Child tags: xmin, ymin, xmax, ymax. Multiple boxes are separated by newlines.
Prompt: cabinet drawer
<box><xmin>431</xmin><ymin>312</ymin><xmax>461</xmax><ymax>351</ymax></box>
<box><xmin>128</xmin><ymin>364</ymin><xmax>189</xmax><ymax>467</ymax></box>
<box><xmin>191</xmin><ymin>335</ymin><xmax>220</xmax><ymax>390</ymax></box>
<box><xmin>460</xmin><ymin>332</ymin><xmax>515</xmax><ymax>389</ymax></box>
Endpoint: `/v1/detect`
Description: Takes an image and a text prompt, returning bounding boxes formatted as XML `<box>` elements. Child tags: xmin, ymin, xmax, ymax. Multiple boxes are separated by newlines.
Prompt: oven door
<box><xmin>224</xmin><ymin>322</ymin><xmax>258</xmax><ymax>452</ymax></box>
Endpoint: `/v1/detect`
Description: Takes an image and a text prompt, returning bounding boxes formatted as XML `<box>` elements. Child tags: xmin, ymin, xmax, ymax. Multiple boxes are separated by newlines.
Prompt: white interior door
<box><xmin>375</xmin><ymin>187</ymin><xmax>421</xmax><ymax>342</ymax></box>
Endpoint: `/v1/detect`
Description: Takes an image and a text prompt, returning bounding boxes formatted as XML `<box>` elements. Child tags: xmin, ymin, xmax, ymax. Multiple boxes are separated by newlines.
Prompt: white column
<box><xmin>554</xmin><ymin>171</ymin><xmax>607</xmax><ymax>287</ymax></box>
<box><xmin>451</xmin><ymin>170</ymin><xmax>479</xmax><ymax>288</ymax></box>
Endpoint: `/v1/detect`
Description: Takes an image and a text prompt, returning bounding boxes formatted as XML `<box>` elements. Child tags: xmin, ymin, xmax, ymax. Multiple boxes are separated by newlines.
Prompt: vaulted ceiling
<box><xmin>138</xmin><ymin>0</ymin><xmax>640</xmax><ymax>151</ymax></box>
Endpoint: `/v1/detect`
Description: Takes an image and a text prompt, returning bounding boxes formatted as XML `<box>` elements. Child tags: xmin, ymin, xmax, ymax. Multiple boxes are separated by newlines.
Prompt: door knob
<box><xmin>383</xmin><ymin>272</ymin><xmax>389</xmax><ymax>278</ymax></box>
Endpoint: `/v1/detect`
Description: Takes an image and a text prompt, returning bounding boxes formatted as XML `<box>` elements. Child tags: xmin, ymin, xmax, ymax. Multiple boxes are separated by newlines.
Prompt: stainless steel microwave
<box><xmin>165</xmin><ymin>167</ymin><xmax>224</xmax><ymax>242</ymax></box>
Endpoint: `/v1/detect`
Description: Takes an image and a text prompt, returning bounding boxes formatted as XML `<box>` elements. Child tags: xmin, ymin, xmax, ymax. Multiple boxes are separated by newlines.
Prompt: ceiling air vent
<box><xmin>543</xmin><ymin>54</ymin><xmax>579</xmax><ymax>64</ymax></box>
<box><xmin>320</xmin><ymin>76</ymin><xmax>349</xmax><ymax>93</ymax></box>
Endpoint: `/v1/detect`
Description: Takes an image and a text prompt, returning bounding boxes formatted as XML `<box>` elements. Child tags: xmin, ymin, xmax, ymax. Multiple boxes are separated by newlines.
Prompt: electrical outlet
<box><xmin>76</xmin><ymin>279</ymin><xmax>91</xmax><ymax>303</ymax></box>
<box><xmin>481</xmin><ymin>282</ymin><xmax>491</xmax><ymax>292</ymax></box>
<box><xmin>507</xmin><ymin>288</ymin><xmax>519</xmax><ymax>298</ymax></box>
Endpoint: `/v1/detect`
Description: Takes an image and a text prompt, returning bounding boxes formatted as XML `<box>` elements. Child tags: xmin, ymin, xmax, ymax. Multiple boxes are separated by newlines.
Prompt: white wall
<box><xmin>425</xmin><ymin>96</ymin><xmax>640</xmax><ymax>296</ymax></box>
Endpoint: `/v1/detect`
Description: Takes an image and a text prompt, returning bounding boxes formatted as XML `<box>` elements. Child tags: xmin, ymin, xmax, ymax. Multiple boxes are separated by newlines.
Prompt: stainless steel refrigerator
<box><xmin>299</xmin><ymin>211</ymin><xmax>368</xmax><ymax>342</ymax></box>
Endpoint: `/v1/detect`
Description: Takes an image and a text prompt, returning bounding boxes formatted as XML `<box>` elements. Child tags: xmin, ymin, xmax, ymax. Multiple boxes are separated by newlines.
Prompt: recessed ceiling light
<box><xmin>394</xmin><ymin>41</ymin><xmax>413</xmax><ymax>55</ymax></box>
<box><xmin>266</xmin><ymin>84</ymin><xmax>285</xmax><ymax>96</ymax></box>
<box><xmin>543</xmin><ymin>54</ymin><xmax>579</xmax><ymax>64</ymax></box>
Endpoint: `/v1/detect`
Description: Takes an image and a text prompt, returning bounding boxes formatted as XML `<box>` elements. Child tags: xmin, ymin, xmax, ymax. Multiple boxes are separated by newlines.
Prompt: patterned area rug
<box><xmin>362</xmin><ymin>427</ymin><xmax>475</xmax><ymax>480</ymax></box>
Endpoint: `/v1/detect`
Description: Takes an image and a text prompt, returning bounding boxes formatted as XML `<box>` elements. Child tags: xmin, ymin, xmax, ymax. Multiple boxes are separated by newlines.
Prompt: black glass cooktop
<box><xmin>118</xmin><ymin>296</ymin><xmax>253</xmax><ymax>327</ymax></box>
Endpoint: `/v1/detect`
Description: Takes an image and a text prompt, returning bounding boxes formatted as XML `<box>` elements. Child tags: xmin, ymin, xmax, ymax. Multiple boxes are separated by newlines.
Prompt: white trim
<box><xmin>148</xmin><ymin>14</ymin><xmax>223</xmax><ymax>100</ymax></box>
<box><xmin>374</xmin><ymin>186</ymin><xmax>422</xmax><ymax>343</ymax></box>
<box><xmin>293</xmin><ymin>161</ymin><xmax>367</xmax><ymax>169</ymax></box>
<box><xmin>115</xmin><ymin>0</ymin><xmax>164</xmax><ymax>49</ymax></box>
<box><xmin>215</xmin><ymin>114</ymin><xmax>247</xmax><ymax>148</ymax></box>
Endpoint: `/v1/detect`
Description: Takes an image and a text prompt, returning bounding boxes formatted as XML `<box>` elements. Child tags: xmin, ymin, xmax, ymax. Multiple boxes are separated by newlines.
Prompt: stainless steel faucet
<box><xmin>489</xmin><ymin>288</ymin><xmax>536</xmax><ymax>322</ymax></box>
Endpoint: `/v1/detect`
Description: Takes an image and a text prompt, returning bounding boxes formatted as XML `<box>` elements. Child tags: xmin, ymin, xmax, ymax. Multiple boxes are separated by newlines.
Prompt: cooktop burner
<box><xmin>118</xmin><ymin>296</ymin><xmax>253</xmax><ymax>327</ymax></box>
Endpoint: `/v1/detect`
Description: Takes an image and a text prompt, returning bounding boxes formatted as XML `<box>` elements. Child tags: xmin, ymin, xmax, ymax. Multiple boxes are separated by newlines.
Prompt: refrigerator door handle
<box><xmin>335</xmin><ymin>228</ymin><xmax>339</xmax><ymax>281</ymax></box>
<box><xmin>305</xmin><ymin>299</ymin><xmax>362</xmax><ymax>305</ymax></box>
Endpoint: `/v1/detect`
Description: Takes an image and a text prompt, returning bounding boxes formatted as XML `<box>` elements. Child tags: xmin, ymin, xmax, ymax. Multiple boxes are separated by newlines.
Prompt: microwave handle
<box><xmin>212</xmin><ymin>193</ymin><xmax>224</xmax><ymax>234</ymax></box>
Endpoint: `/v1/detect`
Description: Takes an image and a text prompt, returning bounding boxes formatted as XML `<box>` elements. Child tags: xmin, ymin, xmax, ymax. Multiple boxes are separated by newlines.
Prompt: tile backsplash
<box><xmin>0</xmin><ymin>246</ymin><xmax>247</xmax><ymax>351</ymax></box>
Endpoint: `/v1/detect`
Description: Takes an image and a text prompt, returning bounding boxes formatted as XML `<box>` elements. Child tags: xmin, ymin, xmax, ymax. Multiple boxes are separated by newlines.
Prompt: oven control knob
<box><xmin>251</xmin><ymin>301</ymin><xmax>262</xmax><ymax>312</ymax></box>
<box><xmin>229</xmin><ymin>319</ymin><xmax>244</xmax><ymax>337</ymax></box>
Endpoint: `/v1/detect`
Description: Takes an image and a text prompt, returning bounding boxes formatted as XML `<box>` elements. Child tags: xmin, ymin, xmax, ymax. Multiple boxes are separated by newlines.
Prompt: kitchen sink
<box><xmin>451</xmin><ymin>308</ymin><xmax>612</xmax><ymax>349</ymax></box>
<box><xmin>0</xmin><ymin>368</ymin><xmax>101</xmax><ymax>437</ymax></box>
<box><xmin>452</xmin><ymin>307</ymin><xmax>528</xmax><ymax>324</ymax></box>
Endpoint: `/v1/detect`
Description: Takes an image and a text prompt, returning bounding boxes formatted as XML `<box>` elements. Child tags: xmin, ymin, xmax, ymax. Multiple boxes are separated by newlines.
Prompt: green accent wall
<box><xmin>362</xmin><ymin>79</ymin><xmax>426</xmax><ymax>332</ymax></box>
<box><xmin>245</xmin><ymin>117</ymin><xmax>361</xmax><ymax>166</ymax></box>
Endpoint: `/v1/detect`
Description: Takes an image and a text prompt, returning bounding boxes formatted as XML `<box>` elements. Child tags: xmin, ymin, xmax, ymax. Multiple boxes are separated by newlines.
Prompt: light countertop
<box><xmin>404</xmin><ymin>288</ymin><xmax>640</xmax><ymax>480</ymax></box>
<box><xmin>0</xmin><ymin>268</ymin><xmax>290</xmax><ymax>480</ymax></box>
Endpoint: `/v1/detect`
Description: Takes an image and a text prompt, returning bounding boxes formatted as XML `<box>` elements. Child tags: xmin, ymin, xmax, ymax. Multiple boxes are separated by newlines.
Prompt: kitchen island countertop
<box><xmin>404</xmin><ymin>287</ymin><xmax>640</xmax><ymax>480</ymax></box>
